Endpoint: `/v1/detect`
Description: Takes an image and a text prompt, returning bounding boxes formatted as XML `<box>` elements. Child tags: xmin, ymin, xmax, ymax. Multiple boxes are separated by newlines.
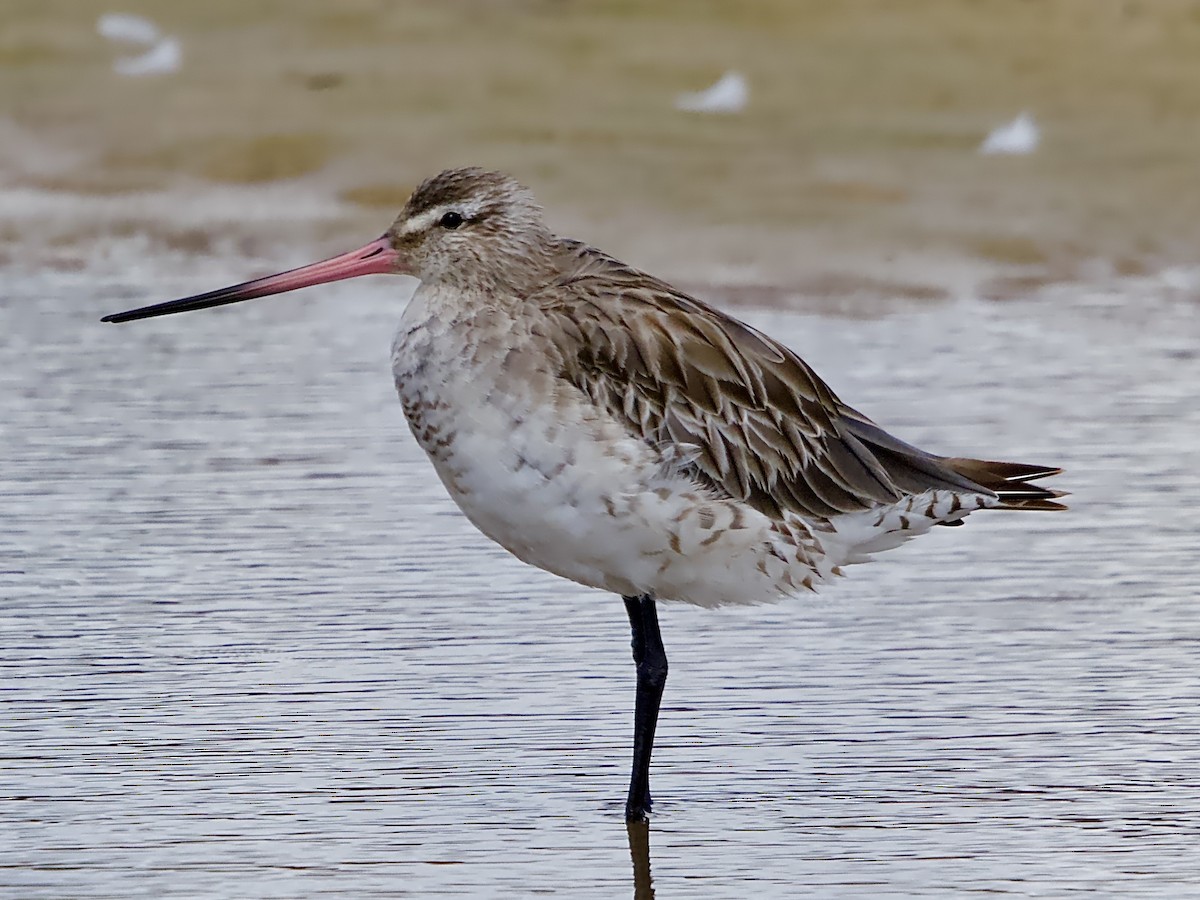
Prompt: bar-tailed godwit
<box><xmin>103</xmin><ymin>168</ymin><xmax>1064</xmax><ymax>822</ymax></box>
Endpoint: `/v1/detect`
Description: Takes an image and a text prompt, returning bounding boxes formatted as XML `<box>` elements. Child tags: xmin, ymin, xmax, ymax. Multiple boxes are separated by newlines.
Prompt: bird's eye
<box><xmin>439</xmin><ymin>211</ymin><xmax>464</xmax><ymax>229</ymax></box>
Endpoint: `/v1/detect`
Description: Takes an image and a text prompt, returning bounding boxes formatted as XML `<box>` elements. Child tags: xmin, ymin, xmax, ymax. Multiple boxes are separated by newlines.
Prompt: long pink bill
<box><xmin>101</xmin><ymin>236</ymin><xmax>401</xmax><ymax>324</ymax></box>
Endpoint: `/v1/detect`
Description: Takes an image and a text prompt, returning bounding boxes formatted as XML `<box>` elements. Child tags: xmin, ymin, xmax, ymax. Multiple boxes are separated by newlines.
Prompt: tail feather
<box><xmin>840</xmin><ymin>413</ymin><xmax>1067</xmax><ymax>512</ymax></box>
<box><xmin>941</xmin><ymin>457</ymin><xmax>1068</xmax><ymax>511</ymax></box>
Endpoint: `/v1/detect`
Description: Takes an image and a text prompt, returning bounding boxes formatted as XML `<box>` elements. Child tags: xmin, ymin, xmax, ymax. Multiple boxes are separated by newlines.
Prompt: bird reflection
<box><xmin>627</xmin><ymin>820</ymin><xmax>655</xmax><ymax>899</ymax></box>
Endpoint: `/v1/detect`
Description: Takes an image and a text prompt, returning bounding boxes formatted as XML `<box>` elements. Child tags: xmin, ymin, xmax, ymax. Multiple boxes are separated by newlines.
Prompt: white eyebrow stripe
<box><xmin>399</xmin><ymin>207</ymin><xmax>445</xmax><ymax>235</ymax></box>
<box><xmin>397</xmin><ymin>201</ymin><xmax>482</xmax><ymax>235</ymax></box>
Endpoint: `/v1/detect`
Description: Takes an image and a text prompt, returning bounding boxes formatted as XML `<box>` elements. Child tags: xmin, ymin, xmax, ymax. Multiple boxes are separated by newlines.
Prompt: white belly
<box><xmin>394</xmin><ymin>324</ymin><xmax>655</xmax><ymax>594</ymax></box>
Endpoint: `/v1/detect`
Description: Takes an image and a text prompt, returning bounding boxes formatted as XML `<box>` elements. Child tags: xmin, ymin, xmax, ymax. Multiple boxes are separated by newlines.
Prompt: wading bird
<box><xmin>103</xmin><ymin>168</ymin><xmax>1064</xmax><ymax>822</ymax></box>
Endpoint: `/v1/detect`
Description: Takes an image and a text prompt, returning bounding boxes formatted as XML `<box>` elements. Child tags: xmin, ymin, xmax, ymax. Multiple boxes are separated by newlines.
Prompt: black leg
<box><xmin>623</xmin><ymin>593</ymin><xmax>668</xmax><ymax>822</ymax></box>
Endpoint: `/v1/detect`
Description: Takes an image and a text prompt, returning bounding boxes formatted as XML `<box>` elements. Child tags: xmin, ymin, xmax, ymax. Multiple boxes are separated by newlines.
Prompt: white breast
<box><xmin>391</xmin><ymin>290</ymin><xmax>664</xmax><ymax>596</ymax></box>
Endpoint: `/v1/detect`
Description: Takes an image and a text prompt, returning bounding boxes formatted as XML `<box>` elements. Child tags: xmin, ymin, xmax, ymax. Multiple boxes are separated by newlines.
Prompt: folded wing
<box><xmin>540</xmin><ymin>242</ymin><xmax>1064</xmax><ymax>520</ymax></box>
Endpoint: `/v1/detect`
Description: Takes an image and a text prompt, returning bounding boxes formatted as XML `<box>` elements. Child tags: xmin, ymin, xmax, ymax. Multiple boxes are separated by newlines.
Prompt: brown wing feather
<box><xmin>535</xmin><ymin>242</ymin><xmax>963</xmax><ymax>521</ymax></box>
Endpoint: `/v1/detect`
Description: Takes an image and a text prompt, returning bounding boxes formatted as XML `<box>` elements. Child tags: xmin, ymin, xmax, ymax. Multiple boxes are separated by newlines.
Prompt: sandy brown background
<box><xmin>4</xmin><ymin>0</ymin><xmax>1200</xmax><ymax>302</ymax></box>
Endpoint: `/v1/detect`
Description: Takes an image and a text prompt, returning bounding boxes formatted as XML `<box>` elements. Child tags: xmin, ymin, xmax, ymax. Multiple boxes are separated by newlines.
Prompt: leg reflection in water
<box><xmin>627</xmin><ymin>820</ymin><xmax>656</xmax><ymax>899</ymax></box>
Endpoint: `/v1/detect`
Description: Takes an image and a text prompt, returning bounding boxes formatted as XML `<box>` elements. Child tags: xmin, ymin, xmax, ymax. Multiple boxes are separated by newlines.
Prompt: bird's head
<box><xmin>387</xmin><ymin>167</ymin><xmax>551</xmax><ymax>290</ymax></box>
<box><xmin>101</xmin><ymin>168</ymin><xmax>552</xmax><ymax>324</ymax></box>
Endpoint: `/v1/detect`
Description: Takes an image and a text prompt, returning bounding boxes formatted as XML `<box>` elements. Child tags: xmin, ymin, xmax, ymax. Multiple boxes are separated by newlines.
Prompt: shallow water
<box><xmin>3</xmin><ymin>269</ymin><xmax>1200</xmax><ymax>897</ymax></box>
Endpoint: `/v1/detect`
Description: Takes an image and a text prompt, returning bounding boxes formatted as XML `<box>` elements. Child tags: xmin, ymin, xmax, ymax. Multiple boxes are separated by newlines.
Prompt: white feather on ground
<box><xmin>675</xmin><ymin>71</ymin><xmax>748</xmax><ymax>114</ymax></box>
<box><xmin>980</xmin><ymin>112</ymin><xmax>1039</xmax><ymax>155</ymax></box>
<box><xmin>97</xmin><ymin>13</ymin><xmax>181</xmax><ymax>77</ymax></box>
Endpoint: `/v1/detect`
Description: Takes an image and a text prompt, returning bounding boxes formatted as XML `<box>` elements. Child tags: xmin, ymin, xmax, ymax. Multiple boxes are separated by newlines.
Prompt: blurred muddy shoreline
<box><xmin>5</xmin><ymin>1</ymin><xmax>1200</xmax><ymax>306</ymax></box>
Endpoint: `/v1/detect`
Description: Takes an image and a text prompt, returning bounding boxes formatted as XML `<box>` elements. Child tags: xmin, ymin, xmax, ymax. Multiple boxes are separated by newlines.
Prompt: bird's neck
<box><xmin>434</xmin><ymin>234</ymin><xmax>564</xmax><ymax>298</ymax></box>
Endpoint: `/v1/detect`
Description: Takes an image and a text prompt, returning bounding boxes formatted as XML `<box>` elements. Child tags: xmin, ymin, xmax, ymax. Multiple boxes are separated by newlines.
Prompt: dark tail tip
<box><xmin>942</xmin><ymin>458</ymin><xmax>1067</xmax><ymax>511</ymax></box>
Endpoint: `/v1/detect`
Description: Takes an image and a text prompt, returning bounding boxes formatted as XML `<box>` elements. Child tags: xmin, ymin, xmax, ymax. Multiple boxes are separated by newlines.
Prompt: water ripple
<box><xmin>2</xmin><ymin>273</ymin><xmax>1199</xmax><ymax>896</ymax></box>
